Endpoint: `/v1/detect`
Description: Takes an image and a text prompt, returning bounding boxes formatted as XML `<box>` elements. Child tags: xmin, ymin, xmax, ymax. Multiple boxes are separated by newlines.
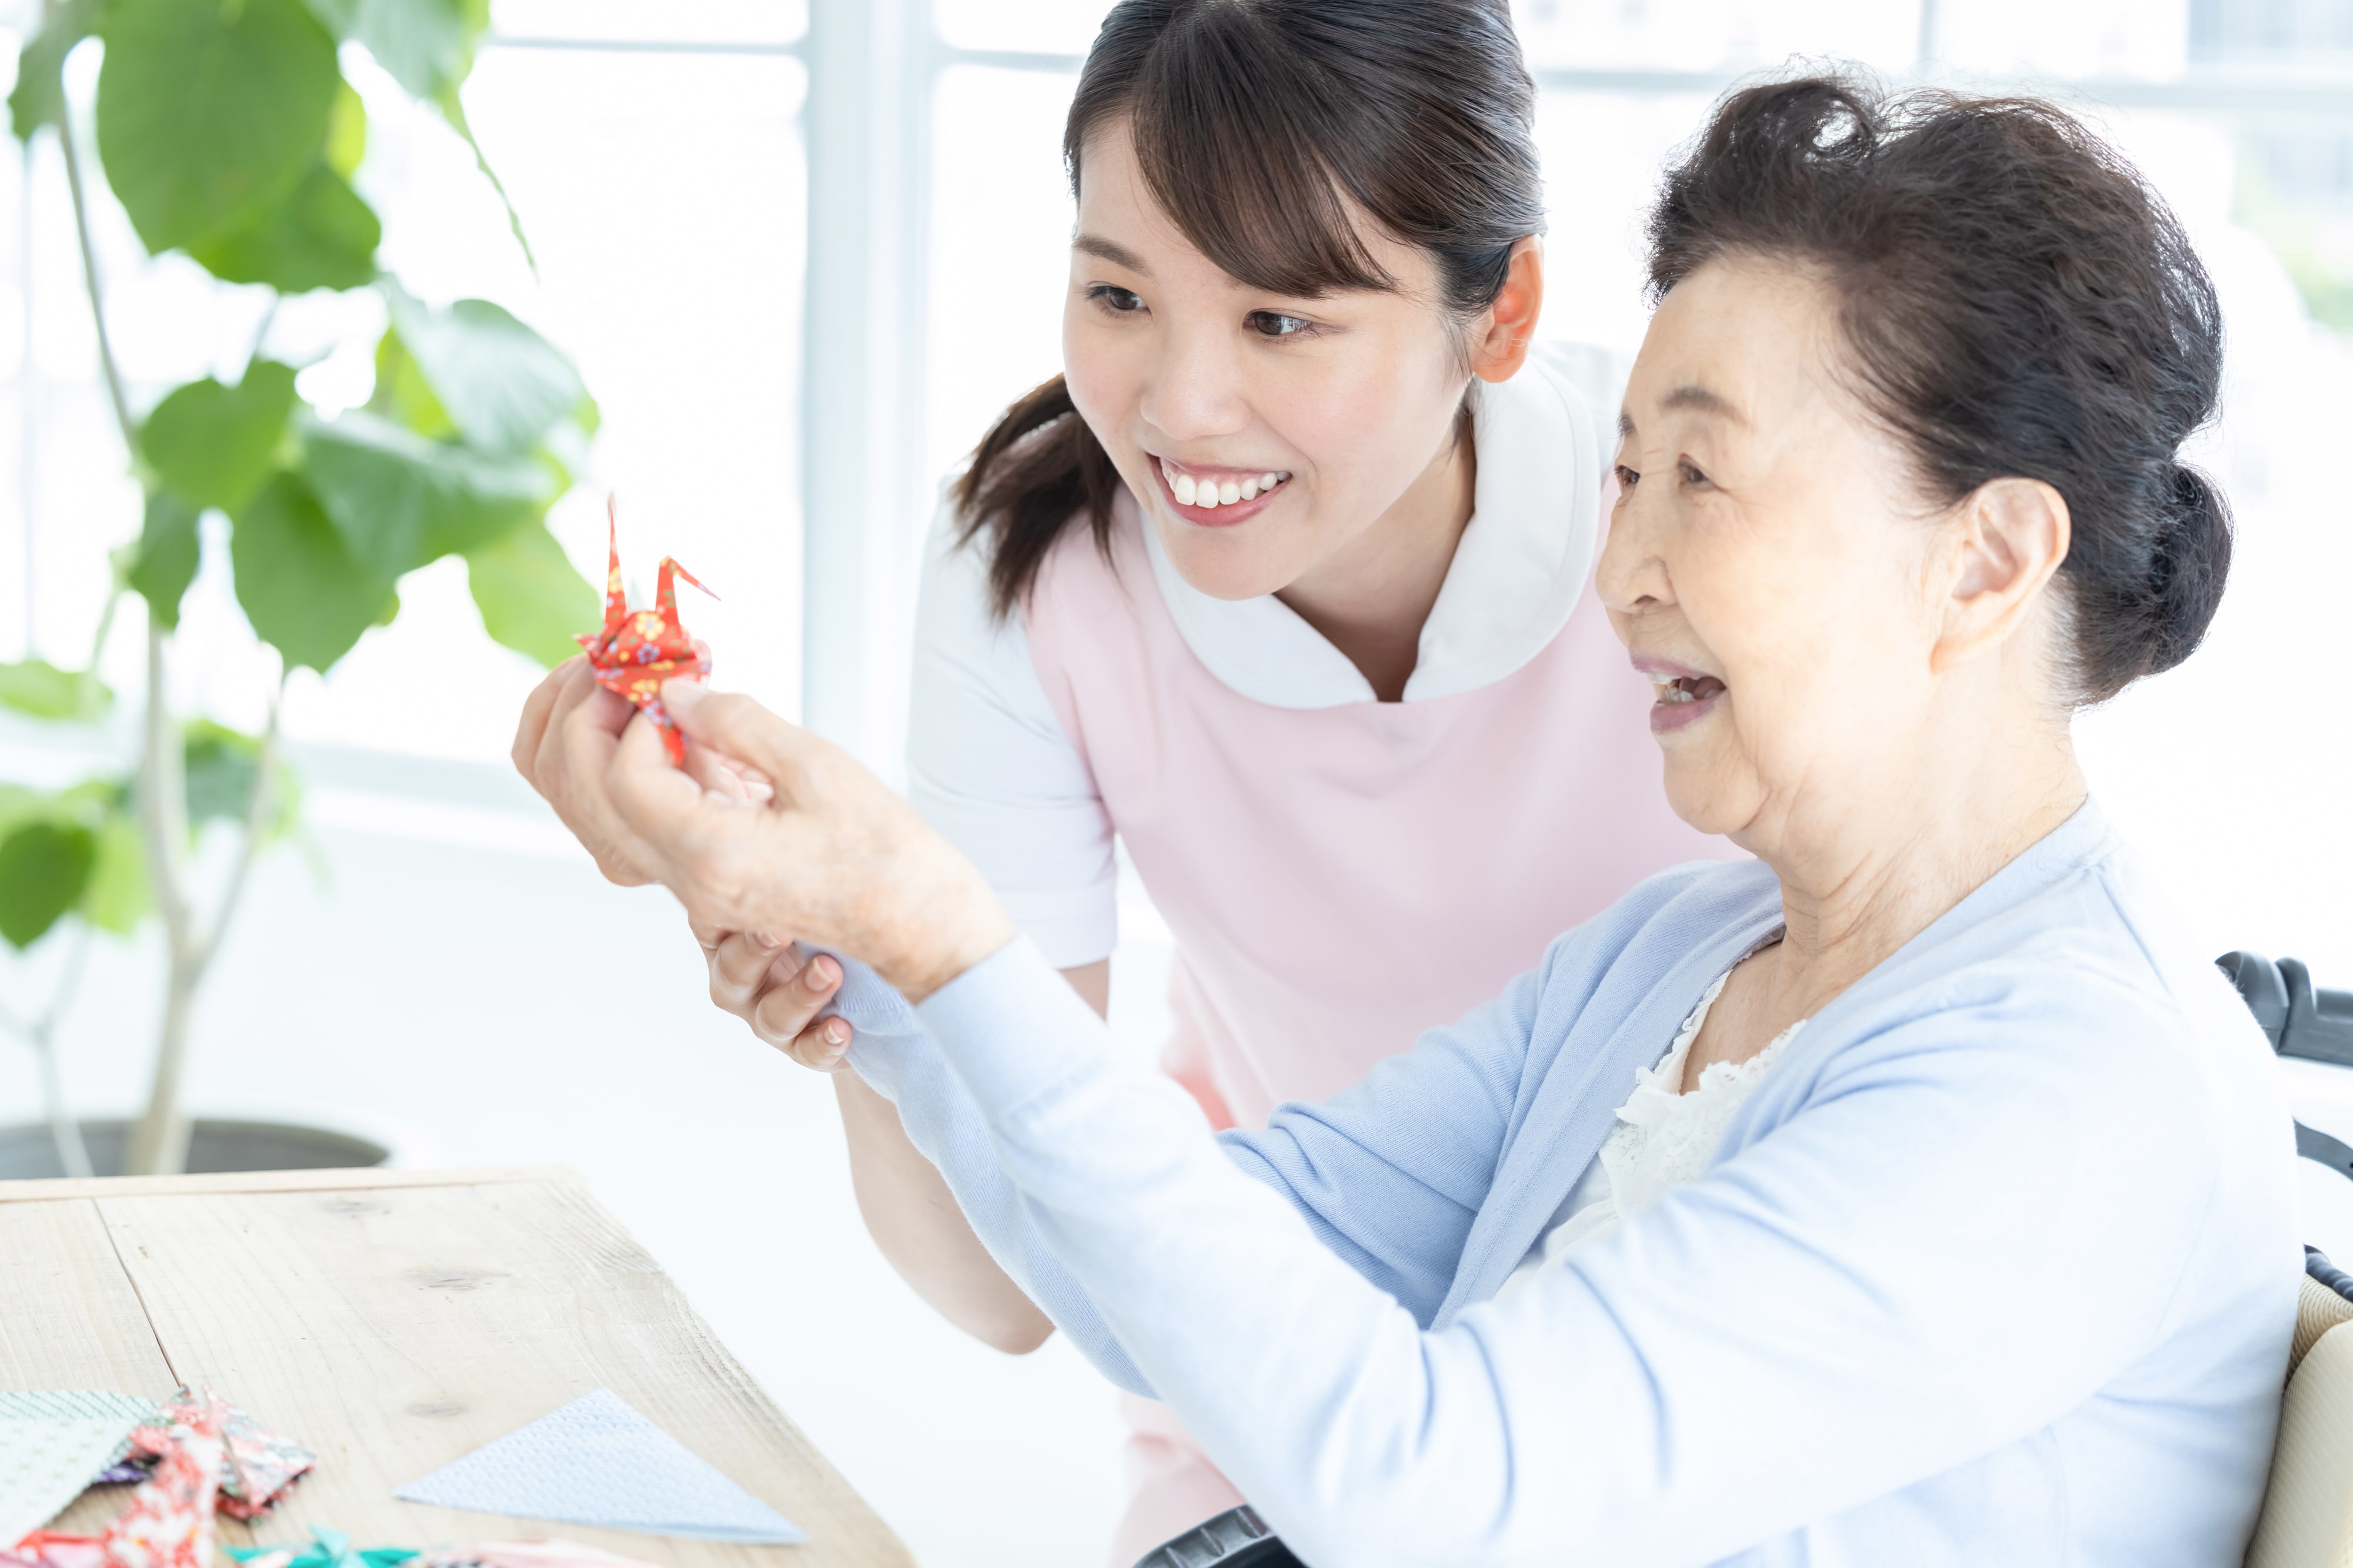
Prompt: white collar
<box><xmin>1138</xmin><ymin>344</ymin><xmax>1605</xmax><ymax>708</ymax></box>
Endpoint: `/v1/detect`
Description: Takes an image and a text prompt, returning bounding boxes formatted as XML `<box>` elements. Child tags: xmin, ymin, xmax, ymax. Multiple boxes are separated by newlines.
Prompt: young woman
<box><xmin>522</xmin><ymin>75</ymin><xmax>2298</xmax><ymax>1566</ymax></box>
<box><xmin>539</xmin><ymin>3</ymin><xmax>1725</xmax><ymax>1556</ymax></box>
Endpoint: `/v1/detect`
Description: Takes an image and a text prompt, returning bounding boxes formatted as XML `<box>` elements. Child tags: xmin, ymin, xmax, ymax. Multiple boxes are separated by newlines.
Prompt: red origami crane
<box><xmin>575</xmin><ymin>498</ymin><xmax>714</xmax><ymax>765</ymax></box>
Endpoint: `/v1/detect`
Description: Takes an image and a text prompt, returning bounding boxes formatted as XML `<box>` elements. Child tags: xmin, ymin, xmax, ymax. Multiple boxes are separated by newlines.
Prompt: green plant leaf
<box><xmin>140</xmin><ymin>361</ymin><xmax>298</xmax><ymax>512</ymax></box>
<box><xmin>8</xmin><ymin>0</ymin><xmax>100</xmax><ymax>140</ymax></box>
<box><xmin>0</xmin><ymin>658</ymin><xmax>111</xmax><ymax>720</ymax></box>
<box><xmin>230</xmin><ymin>472</ymin><xmax>396</xmax><ymax>671</ymax></box>
<box><xmin>182</xmin><ymin>719</ymin><xmax>301</xmax><ymax>839</ymax></box>
<box><xmin>0</xmin><ymin>820</ymin><xmax>97</xmax><ymax>949</ymax></box>
<box><xmin>301</xmin><ymin>410</ymin><xmax>554</xmax><ymax>579</ymax></box>
<box><xmin>353</xmin><ymin>0</ymin><xmax>481</xmax><ymax>100</ymax></box>
<box><xmin>95</xmin><ymin>0</ymin><xmax>339</xmax><ymax>255</ymax></box>
<box><xmin>368</xmin><ymin>328</ymin><xmax>455</xmax><ymax>440</ymax></box>
<box><xmin>325</xmin><ymin>81</ymin><xmax>365</xmax><ymax>177</ymax></box>
<box><xmin>187</xmin><ymin>162</ymin><xmax>381</xmax><ymax>293</ymax></box>
<box><xmin>84</xmin><ymin>811</ymin><xmax>150</xmax><ymax>933</ymax></box>
<box><xmin>465</xmin><ymin>521</ymin><xmax>596</xmax><ymax>667</ymax></box>
<box><xmin>385</xmin><ymin>291</ymin><xmax>586</xmax><ymax>455</ymax></box>
<box><xmin>127</xmin><ymin>489</ymin><xmax>203</xmax><ymax>630</ymax></box>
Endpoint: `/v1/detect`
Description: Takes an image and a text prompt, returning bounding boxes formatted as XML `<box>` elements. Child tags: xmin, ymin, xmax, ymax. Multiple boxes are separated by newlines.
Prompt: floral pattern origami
<box><xmin>575</xmin><ymin>498</ymin><xmax>713</xmax><ymax>765</ymax></box>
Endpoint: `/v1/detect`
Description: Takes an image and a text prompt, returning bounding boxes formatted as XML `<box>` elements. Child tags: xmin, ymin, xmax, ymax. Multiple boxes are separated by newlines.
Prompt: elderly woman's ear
<box><xmin>1929</xmin><ymin>476</ymin><xmax>2072</xmax><ymax>676</ymax></box>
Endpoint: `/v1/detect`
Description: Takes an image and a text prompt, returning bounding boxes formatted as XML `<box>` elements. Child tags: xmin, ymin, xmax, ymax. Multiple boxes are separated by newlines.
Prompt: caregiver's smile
<box><xmin>1151</xmin><ymin>455</ymin><xmax>1295</xmax><ymax>528</ymax></box>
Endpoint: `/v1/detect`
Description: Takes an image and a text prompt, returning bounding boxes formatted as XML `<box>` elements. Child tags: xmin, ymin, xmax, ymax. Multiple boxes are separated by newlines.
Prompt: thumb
<box><xmin>662</xmin><ymin>680</ymin><xmax>820</xmax><ymax>794</ymax></box>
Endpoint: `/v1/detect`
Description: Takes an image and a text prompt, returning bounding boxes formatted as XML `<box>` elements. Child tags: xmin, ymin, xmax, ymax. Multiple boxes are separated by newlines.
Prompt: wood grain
<box><xmin>6</xmin><ymin>1172</ymin><xmax>911</xmax><ymax>1567</ymax></box>
<box><xmin>0</xmin><ymin>1167</ymin><xmax>569</xmax><ymax>1205</ymax></box>
<box><xmin>0</xmin><ymin>1199</ymin><xmax>182</xmax><ymax>1535</ymax></box>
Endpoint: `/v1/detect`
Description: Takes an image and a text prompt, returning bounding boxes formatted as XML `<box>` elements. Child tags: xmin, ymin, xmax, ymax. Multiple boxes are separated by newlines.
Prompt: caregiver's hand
<box><xmin>512</xmin><ymin>653</ymin><xmax>774</xmax><ymax>887</ymax></box>
<box><xmin>700</xmin><ymin>926</ymin><xmax>855</xmax><ymax>1070</ymax></box>
<box><xmin>600</xmin><ymin>679</ymin><xmax>1017</xmax><ymax>1004</ymax></box>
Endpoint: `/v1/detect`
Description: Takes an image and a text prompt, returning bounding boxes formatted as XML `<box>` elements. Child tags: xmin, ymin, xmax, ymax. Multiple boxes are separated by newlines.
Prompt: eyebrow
<box><xmin>1618</xmin><ymin>382</ymin><xmax>1745</xmax><ymax>439</ymax></box>
<box><xmin>1073</xmin><ymin>235</ymin><xmax>1151</xmax><ymax>276</ymax></box>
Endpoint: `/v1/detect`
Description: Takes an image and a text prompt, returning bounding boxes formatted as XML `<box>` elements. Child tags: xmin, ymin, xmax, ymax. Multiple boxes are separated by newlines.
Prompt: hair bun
<box><xmin>2142</xmin><ymin>462</ymin><xmax>2232</xmax><ymax>678</ymax></box>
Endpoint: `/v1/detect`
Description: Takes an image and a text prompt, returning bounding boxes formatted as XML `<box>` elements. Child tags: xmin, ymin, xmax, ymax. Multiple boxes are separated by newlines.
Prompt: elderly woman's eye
<box><xmin>1615</xmin><ymin>464</ymin><xmax>1641</xmax><ymax>489</ymax></box>
<box><xmin>1678</xmin><ymin>459</ymin><xmax>1712</xmax><ymax>489</ymax></box>
<box><xmin>1246</xmin><ymin>311</ymin><xmax>1315</xmax><ymax>339</ymax></box>
<box><xmin>1088</xmin><ymin>285</ymin><xmax>1145</xmax><ymax>314</ymax></box>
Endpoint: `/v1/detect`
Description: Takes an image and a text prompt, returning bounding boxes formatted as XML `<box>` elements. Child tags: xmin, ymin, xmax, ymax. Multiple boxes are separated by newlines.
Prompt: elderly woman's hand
<box><xmin>571</xmin><ymin>678</ymin><xmax>1015</xmax><ymax>1003</ymax></box>
<box><xmin>512</xmin><ymin>654</ymin><xmax>776</xmax><ymax>886</ymax></box>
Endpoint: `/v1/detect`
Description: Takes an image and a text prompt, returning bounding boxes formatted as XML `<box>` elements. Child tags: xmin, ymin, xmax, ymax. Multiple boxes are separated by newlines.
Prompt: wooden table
<box><xmin>0</xmin><ymin>1166</ymin><xmax>911</xmax><ymax>1568</ymax></box>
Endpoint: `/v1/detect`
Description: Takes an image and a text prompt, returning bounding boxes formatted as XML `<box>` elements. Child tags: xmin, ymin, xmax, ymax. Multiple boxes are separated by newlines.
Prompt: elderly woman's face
<box><xmin>1600</xmin><ymin>256</ymin><xmax>1947</xmax><ymax>843</ymax></box>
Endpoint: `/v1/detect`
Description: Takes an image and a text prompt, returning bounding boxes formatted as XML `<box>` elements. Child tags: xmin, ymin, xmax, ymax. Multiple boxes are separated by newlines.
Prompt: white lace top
<box><xmin>1497</xmin><ymin>951</ymin><xmax>1805</xmax><ymax>1299</ymax></box>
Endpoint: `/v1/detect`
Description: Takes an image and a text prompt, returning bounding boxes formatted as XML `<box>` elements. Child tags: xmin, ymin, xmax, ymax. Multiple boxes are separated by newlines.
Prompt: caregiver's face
<box><xmin>1061</xmin><ymin>119</ymin><xmax>1472</xmax><ymax>600</ymax></box>
<box><xmin>1601</xmin><ymin>255</ymin><xmax>1942</xmax><ymax>842</ymax></box>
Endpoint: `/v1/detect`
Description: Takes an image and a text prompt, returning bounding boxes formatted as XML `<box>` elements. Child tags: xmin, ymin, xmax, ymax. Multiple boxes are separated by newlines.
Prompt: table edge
<box><xmin>0</xmin><ymin>1163</ymin><xmax>581</xmax><ymax>1203</ymax></box>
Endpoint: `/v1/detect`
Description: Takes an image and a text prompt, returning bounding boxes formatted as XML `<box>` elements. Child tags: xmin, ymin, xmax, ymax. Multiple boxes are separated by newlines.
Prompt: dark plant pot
<box><xmin>0</xmin><ymin>1118</ymin><xmax>390</xmax><ymax>1180</ymax></box>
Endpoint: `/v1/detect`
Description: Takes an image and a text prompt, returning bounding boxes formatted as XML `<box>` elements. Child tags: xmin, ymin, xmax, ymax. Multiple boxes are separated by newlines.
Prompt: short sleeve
<box><xmin>905</xmin><ymin>501</ymin><xmax>1119</xmax><ymax>968</ymax></box>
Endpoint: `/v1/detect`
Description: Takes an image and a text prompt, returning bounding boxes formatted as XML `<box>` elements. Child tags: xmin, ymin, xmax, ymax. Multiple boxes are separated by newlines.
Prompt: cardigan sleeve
<box><xmin>842</xmin><ymin>938</ymin><xmax>1547</xmax><ymax>1380</ymax></box>
<box><xmin>906</xmin><ymin>933</ymin><xmax>2261</xmax><ymax>1568</ymax></box>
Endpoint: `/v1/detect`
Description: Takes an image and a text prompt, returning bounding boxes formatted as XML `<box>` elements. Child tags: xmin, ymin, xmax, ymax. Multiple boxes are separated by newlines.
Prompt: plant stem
<box><xmin>124</xmin><ymin>624</ymin><xmax>194</xmax><ymax>1177</ymax></box>
<box><xmin>122</xmin><ymin>666</ymin><xmax>285</xmax><ymax>1176</ymax></box>
<box><xmin>54</xmin><ymin>88</ymin><xmax>132</xmax><ymax>444</ymax></box>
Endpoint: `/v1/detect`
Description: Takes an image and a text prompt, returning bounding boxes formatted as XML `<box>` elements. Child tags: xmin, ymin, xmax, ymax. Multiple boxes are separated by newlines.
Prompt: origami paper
<box><xmin>98</xmin><ymin>1392</ymin><xmax>223</xmax><ymax>1568</ymax></box>
<box><xmin>0</xmin><ymin>1396</ymin><xmax>160</xmax><ymax>1478</ymax></box>
<box><xmin>575</xmin><ymin>499</ymin><xmax>714</xmax><ymax>766</ymax></box>
<box><xmin>394</xmin><ymin>1390</ymin><xmax>804</xmax><ymax>1545</ymax></box>
<box><xmin>0</xmin><ymin>1530</ymin><xmax>106</xmax><ymax>1568</ymax></box>
<box><xmin>128</xmin><ymin>1388</ymin><xmax>312</xmax><ymax>1519</ymax></box>
<box><xmin>226</xmin><ymin>1524</ymin><xmax>414</xmax><ymax>1568</ymax></box>
<box><xmin>0</xmin><ymin>1410</ymin><xmax>146</xmax><ymax>1550</ymax></box>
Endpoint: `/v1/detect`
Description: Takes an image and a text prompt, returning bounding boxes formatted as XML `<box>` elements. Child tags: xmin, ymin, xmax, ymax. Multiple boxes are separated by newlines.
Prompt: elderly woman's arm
<box><xmin>897</xmin><ymin>937</ymin><xmax>2240</xmax><ymax>1568</ymax></box>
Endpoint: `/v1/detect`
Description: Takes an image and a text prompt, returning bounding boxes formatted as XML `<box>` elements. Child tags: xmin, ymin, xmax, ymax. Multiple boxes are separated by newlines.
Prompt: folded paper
<box><xmin>0</xmin><ymin>1409</ymin><xmax>148</xmax><ymax>1550</ymax></box>
<box><xmin>576</xmin><ymin>499</ymin><xmax>714</xmax><ymax>766</ymax></box>
<box><xmin>394</xmin><ymin>1390</ymin><xmax>803</xmax><ymax>1545</ymax></box>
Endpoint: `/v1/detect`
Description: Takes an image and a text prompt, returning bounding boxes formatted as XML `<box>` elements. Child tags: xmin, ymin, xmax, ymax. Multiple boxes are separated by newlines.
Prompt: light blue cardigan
<box><xmin>839</xmin><ymin>803</ymin><xmax>2301</xmax><ymax>1566</ymax></box>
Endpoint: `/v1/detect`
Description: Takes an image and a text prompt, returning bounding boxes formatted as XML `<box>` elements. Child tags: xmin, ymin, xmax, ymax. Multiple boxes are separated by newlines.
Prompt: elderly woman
<box><xmin>519</xmin><ymin>79</ymin><xmax>2298</xmax><ymax>1566</ymax></box>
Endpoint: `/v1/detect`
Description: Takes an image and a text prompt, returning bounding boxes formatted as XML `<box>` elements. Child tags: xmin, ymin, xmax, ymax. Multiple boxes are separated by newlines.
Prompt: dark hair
<box><xmin>1647</xmin><ymin>75</ymin><xmax>2231</xmax><ymax>703</ymax></box>
<box><xmin>954</xmin><ymin>0</ymin><xmax>1546</xmax><ymax>617</ymax></box>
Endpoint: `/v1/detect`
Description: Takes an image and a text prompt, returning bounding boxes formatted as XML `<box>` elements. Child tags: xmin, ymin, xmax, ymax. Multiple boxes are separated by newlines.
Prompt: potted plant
<box><xmin>0</xmin><ymin>0</ymin><xmax>598</xmax><ymax>1177</ymax></box>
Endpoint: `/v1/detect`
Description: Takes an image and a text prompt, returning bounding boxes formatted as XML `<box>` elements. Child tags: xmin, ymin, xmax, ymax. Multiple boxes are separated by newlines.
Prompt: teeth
<box><xmin>1162</xmin><ymin>463</ymin><xmax>1294</xmax><ymax>510</ymax></box>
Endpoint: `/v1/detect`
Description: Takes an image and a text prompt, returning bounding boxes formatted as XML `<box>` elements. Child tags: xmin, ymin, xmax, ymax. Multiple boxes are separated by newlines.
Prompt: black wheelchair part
<box><xmin>2218</xmin><ymin>952</ymin><xmax>2353</xmax><ymax>1183</ymax></box>
<box><xmin>1130</xmin><ymin>955</ymin><xmax>2351</xmax><ymax>1568</ymax></box>
<box><xmin>1132</xmin><ymin>1504</ymin><xmax>1304</xmax><ymax>1568</ymax></box>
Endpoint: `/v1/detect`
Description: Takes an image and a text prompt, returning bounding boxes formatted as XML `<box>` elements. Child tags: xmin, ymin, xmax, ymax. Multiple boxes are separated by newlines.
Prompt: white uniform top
<box><xmin>904</xmin><ymin>342</ymin><xmax>1628</xmax><ymax>969</ymax></box>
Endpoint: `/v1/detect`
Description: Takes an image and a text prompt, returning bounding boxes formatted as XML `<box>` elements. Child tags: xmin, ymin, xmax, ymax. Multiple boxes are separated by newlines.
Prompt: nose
<box><xmin>1138</xmin><ymin>321</ymin><xmax>1250</xmax><ymax>443</ymax></box>
<box><xmin>1595</xmin><ymin>466</ymin><xmax>1673</xmax><ymax>620</ymax></box>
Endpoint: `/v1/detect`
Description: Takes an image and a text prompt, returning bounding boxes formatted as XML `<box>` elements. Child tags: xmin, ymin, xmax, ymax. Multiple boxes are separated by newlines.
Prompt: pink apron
<box><xmin>1021</xmin><ymin>492</ymin><xmax>1738</xmax><ymax>1562</ymax></box>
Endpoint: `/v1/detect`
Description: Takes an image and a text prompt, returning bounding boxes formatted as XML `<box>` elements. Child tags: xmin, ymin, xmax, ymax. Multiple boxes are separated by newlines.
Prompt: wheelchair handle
<box><xmin>2218</xmin><ymin>952</ymin><xmax>2353</xmax><ymax>1067</ymax></box>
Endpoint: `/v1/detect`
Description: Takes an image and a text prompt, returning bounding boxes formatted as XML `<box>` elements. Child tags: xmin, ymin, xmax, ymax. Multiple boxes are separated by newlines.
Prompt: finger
<box><xmin>661</xmin><ymin>682</ymin><xmax>824</xmax><ymax>799</ymax></box>
<box><xmin>559</xmin><ymin>698</ymin><xmax>675</xmax><ymax>880</ymax></box>
<box><xmin>710</xmin><ymin>928</ymin><xmax>799</xmax><ymax>1005</ymax></box>
<box><xmin>512</xmin><ymin>658</ymin><xmax>582</xmax><ymax>789</ymax></box>
<box><xmin>528</xmin><ymin>658</ymin><xmax>612</xmax><ymax>798</ymax></box>
<box><xmin>603</xmin><ymin>709</ymin><xmax>731</xmax><ymax>893</ymax></box>
<box><xmin>784</xmin><ymin>1014</ymin><xmax>853</xmax><ymax>1072</ymax></box>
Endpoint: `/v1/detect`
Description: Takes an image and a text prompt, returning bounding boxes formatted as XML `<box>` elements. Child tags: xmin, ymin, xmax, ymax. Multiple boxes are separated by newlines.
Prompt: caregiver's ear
<box><xmin>1468</xmin><ymin>237</ymin><xmax>1545</xmax><ymax>383</ymax></box>
<box><xmin>1929</xmin><ymin>475</ymin><xmax>2073</xmax><ymax>673</ymax></box>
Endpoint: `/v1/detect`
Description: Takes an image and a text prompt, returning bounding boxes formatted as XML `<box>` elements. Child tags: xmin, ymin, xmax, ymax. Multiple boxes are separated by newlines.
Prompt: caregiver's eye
<box><xmin>1088</xmin><ymin>285</ymin><xmax>1145</xmax><ymax>315</ymax></box>
<box><xmin>1245</xmin><ymin>310</ymin><xmax>1316</xmax><ymax>339</ymax></box>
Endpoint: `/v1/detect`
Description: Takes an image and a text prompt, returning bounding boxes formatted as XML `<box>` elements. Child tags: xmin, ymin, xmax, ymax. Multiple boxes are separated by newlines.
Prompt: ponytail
<box><xmin>952</xmin><ymin>375</ymin><xmax>1121</xmax><ymax>619</ymax></box>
